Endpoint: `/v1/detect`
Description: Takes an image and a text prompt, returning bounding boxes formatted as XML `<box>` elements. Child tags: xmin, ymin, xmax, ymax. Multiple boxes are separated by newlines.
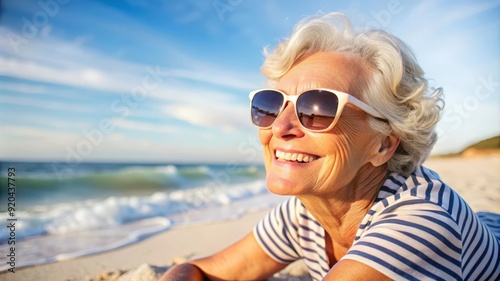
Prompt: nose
<box><xmin>271</xmin><ymin>101</ymin><xmax>305</xmax><ymax>139</ymax></box>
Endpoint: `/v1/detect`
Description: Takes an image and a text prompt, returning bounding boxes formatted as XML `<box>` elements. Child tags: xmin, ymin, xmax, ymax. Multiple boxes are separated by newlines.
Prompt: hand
<box><xmin>159</xmin><ymin>263</ymin><xmax>207</xmax><ymax>281</ymax></box>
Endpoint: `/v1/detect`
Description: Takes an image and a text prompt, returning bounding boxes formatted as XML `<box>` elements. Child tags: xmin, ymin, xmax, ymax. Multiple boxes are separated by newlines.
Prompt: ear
<box><xmin>369</xmin><ymin>133</ymin><xmax>400</xmax><ymax>167</ymax></box>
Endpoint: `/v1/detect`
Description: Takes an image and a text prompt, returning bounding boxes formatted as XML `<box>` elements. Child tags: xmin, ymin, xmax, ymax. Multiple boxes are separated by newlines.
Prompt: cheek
<box><xmin>258</xmin><ymin>129</ymin><xmax>272</xmax><ymax>150</ymax></box>
<box><xmin>258</xmin><ymin>129</ymin><xmax>273</xmax><ymax>165</ymax></box>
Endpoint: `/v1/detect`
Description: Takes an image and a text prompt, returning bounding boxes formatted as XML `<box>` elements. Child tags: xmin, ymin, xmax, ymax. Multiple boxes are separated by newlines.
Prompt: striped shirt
<box><xmin>253</xmin><ymin>166</ymin><xmax>500</xmax><ymax>280</ymax></box>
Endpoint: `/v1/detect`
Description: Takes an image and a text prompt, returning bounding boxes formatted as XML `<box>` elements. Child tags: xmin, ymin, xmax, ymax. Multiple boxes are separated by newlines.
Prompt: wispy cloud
<box><xmin>163</xmin><ymin>102</ymin><xmax>250</xmax><ymax>132</ymax></box>
<box><xmin>111</xmin><ymin>118</ymin><xmax>179</xmax><ymax>134</ymax></box>
<box><xmin>0</xmin><ymin>125</ymin><xmax>80</xmax><ymax>144</ymax></box>
<box><xmin>0</xmin><ymin>81</ymin><xmax>48</xmax><ymax>94</ymax></box>
<box><xmin>436</xmin><ymin>1</ymin><xmax>500</xmax><ymax>27</ymax></box>
<box><xmin>0</xmin><ymin>95</ymin><xmax>91</xmax><ymax>113</ymax></box>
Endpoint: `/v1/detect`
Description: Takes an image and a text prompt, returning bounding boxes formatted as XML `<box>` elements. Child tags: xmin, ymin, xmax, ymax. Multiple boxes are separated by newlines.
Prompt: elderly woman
<box><xmin>161</xmin><ymin>13</ymin><xmax>500</xmax><ymax>281</ymax></box>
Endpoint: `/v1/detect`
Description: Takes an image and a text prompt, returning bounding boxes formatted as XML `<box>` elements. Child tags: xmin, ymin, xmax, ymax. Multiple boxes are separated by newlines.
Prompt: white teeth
<box><xmin>275</xmin><ymin>150</ymin><xmax>317</xmax><ymax>163</ymax></box>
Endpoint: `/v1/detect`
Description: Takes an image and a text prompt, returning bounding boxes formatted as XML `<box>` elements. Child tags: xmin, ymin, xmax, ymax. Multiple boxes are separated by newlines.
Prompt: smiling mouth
<box><xmin>275</xmin><ymin>150</ymin><xmax>319</xmax><ymax>163</ymax></box>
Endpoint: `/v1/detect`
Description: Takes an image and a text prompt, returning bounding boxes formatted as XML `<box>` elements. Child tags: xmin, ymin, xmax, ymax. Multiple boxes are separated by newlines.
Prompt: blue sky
<box><xmin>0</xmin><ymin>0</ymin><xmax>499</xmax><ymax>164</ymax></box>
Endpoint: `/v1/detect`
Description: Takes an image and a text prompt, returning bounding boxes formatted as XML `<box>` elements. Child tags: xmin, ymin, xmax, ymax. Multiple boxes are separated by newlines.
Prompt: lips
<box><xmin>275</xmin><ymin>150</ymin><xmax>319</xmax><ymax>163</ymax></box>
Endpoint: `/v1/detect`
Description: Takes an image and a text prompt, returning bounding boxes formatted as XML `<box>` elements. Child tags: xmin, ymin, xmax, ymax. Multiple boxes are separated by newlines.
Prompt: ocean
<box><xmin>0</xmin><ymin>161</ymin><xmax>284</xmax><ymax>272</ymax></box>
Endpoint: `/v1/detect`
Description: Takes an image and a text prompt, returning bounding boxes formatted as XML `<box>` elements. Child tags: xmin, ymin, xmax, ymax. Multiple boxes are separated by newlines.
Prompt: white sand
<box><xmin>2</xmin><ymin>155</ymin><xmax>498</xmax><ymax>281</ymax></box>
<box><xmin>424</xmin><ymin>155</ymin><xmax>500</xmax><ymax>213</ymax></box>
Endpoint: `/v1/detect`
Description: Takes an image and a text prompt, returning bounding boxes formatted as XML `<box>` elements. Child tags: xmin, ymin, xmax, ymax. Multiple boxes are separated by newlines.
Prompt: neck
<box><xmin>297</xmin><ymin>164</ymin><xmax>388</xmax><ymax>248</ymax></box>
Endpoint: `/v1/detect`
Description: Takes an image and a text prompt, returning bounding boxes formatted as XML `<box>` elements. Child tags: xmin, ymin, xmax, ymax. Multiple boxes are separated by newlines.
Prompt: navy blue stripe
<box><xmin>472</xmin><ymin>230</ymin><xmax>497</xmax><ymax>280</ymax></box>
<box><xmin>300</xmin><ymin>244</ymin><xmax>328</xmax><ymax>266</ymax></box>
<box><xmin>387</xmin><ymin>175</ymin><xmax>403</xmax><ymax>186</ymax></box>
<box><xmin>460</xmin><ymin>204</ymin><xmax>472</xmax><ymax>240</ymax></box>
<box><xmin>420</xmin><ymin>166</ymin><xmax>435</xmax><ymax>200</ymax></box>
<box><xmin>463</xmin><ymin>210</ymin><xmax>479</xmax><ymax>256</ymax></box>
<box><xmin>285</xmin><ymin>199</ymin><xmax>299</xmax><ymax>232</ymax></box>
<box><xmin>464</xmin><ymin>223</ymin><xmax>486</xmax><ymax>274</ymax></box>
<box><xmin>418</xmin><ymin>214</ymin><xmax>461</xmax><ymax>240</ymax></box>
<box><xmin>282</xmin><ymin>199</ymin><xmax>302</xmax><ymax>254</ymax></box>
<box><xmin>298</xmin><ymin>234</ymin><xmax>327</xmax><ymax>253</ymax></box>
<box><xmin>302</xmin><ymin>256</ymin><xmax>323</xmax><ymax>277</ymax></box>
<box><xmin>400</xmin><ymin>182</ymin><xmax>408</xmax><ymax>192</ymax></box>
<box><xmin>380</xmin><ymin>198</ymin><xmax>389</xmax><ymax>208</ymax></box>
<box><xmin>410</xmin><ymin>174</ymin><xmax>420</xmax><ymax>188</ymax></box>
<box><xmin>298</xmin><ymin>234</ymin><xmax>316</xmax><ymax>244</ymax></box>
<box><xmin>448</xmin><ymin>189</ymin><xmax>456</xmax><ymax>217</ymax></box>
<box><xmin>358</xmin><ymin>222</ymin><xmax>369</xmax><ymax>230</ymax></box>
<box><xmin>424</xmin><ymin>185</ymin><xmax>433</xmax><ymax>201</ymax></box>
<box><xmin>394</xmin><ymin>193</ymin><xmax>401</xmax><ymax>200</ymax></box>
<box><xmin>410</xmin><ymin>186</ymin><xmax>417</xmax><ymax>196</ymax></box>
<box><xmin>482</xmin><ymin>237</ymin><xmax>500</xmax><ymax>281</ymax></box>
<box><xmin>398</xmin><ymin>230</ymin><xmax>461</xmax><ymax>267</ymax></box>
<box><xmin>358</xmin><ymin>221</ymin><xmax>371</xmax><ymax>231</ymax></box>
<box><xmin>265</xmin><ymin>215</ymin><xmax>299</xmax><ymax>260</ymax></box>
<box><xmin>273</xmin><ymin>208</ymin><xmax>295</xmax><ymax>249</ymax></box>
<box><xmin>299</xmin><ymin>212</ymin><xmax>322</xmax><ymax>227</ymax></box>
<box><xmin>437</xmin><ymin>184</ymin><xmax>445</xmax><ymax>207</ymax></box>
<box><xmin>365</xmin><ymin>232</ymin><xmax>462</xmax><ymax>280</ymax></box>
<box><xmin>369</xmin><ymin>218</ymin><xmax>461</xmax><ymax>254</ymax></box>
<box><xmin>355</xmin><ymin>241</ymin><xmax>448</xmax><ymax>281</ymax></box>
<box><xmin>347</xmin><ymin>249</ymin><xmax>417</xmax><ymax>280</ymax></box>
<box><xmin>455</xmin><ymin>195</ymin><xmax>462</xmax><ymax>225</ymax></box>
<box><xmin>379</xmin><ymin>198</ymin><xmax>431</xmax><ymax>215</ymax></box>
<box><xmin>380</xmin><ymin>185</ymin><xmax>397</xmax><ymax>194</ymax></box>
<box><xmin>255</xmin><ymin>224</ymin><xmax>295</xmax><ymax>263</ymax></box>
<box><xmin>400</xmin><ymin>176</ymin><xmax>409</xmax><ymax>190</ymax></box>
<box><xmin>299</xmin><ymin>223</ymin><xmax>324</xmax><ymax>239</ymax></box>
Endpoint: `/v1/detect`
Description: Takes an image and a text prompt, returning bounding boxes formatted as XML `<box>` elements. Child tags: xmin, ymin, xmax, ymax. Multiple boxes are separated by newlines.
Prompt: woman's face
<box><xmin>259</xmin><ymin>52</ymin><xmax>383</xmax><ymax>197</ymax></box>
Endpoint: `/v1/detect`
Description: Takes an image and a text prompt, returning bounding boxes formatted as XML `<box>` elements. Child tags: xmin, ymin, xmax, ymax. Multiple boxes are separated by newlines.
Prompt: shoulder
<box><xmin>375</xmin><ymin>166</ymin><xmax>462</xmax><ymax>217</ymax></box>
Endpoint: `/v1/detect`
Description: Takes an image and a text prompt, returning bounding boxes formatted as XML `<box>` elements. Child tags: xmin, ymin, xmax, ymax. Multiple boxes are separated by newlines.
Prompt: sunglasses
<box><xmin>249</xmin><ymin>88</ymin><xmax>387</xmax><ymax>132</ymax></box>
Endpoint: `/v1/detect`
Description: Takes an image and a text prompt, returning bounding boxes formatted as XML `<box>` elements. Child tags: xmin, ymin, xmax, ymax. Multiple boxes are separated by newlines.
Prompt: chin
<box><xmin>266</xmin><ymin>176</ymin><xmax>303</xmax><ymax>196</ymax></box>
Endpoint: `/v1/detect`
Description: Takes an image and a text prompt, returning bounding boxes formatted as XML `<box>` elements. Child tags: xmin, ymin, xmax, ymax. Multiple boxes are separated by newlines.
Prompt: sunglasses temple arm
<box><xmin>348</xmin><ymin>96</ymin><xmax>386</xmax><ymax>120</ymax></box>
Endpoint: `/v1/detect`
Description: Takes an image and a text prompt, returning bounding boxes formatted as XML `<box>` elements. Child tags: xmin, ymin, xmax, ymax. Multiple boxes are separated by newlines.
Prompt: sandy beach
<box><xmin>2</xmin><ymin>154</ymin><xmax>499</xmax><ymax>281</ymax></box>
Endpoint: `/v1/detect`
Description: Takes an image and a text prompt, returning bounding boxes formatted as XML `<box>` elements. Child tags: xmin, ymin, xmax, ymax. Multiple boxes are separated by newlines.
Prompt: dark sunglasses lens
<box><xmin>251</xmin><ymin>90</ymin><xmax>284</xmax><ymax>127</ymax></box>
<box><xmin>297</xmin><ymin>90</ymin><xmax>339</xmax><ymax>130</ymax></box>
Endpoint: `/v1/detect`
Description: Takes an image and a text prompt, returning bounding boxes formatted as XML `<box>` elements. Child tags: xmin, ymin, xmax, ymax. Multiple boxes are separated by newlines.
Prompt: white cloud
<box><xmin>111</xmin><ymin>118</ymin><xmax>179</xmax><ymax>134</ymax></box>
<box><xmin>163</xmin><ymin>102</ymin><xmax>250</xmax><ymax>132</ymax></box>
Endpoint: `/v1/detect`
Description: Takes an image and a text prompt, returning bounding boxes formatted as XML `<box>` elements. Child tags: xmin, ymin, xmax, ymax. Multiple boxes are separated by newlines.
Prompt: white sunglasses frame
<box><xmin>248</xmin><ymin>88</ymin><xmax>387</xmax><ymax>132</ymax></box>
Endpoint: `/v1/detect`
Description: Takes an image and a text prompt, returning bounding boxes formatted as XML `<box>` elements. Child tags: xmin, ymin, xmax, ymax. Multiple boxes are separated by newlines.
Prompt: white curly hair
<box><xmin>261</xmin><ymin>12</ymin><xmax>444</xmax><ymax>176</ymax></box>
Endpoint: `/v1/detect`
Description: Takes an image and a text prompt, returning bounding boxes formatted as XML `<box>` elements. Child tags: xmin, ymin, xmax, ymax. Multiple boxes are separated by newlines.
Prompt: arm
<box><xmin>323</xmin><ymin>260</ymin><xmax>392</xmax><ymax>281</ymax></box>
<box><xmin>160</xmin><ymin>232</ymin><xmax>288</xmax><ymax>281</ymax></box>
